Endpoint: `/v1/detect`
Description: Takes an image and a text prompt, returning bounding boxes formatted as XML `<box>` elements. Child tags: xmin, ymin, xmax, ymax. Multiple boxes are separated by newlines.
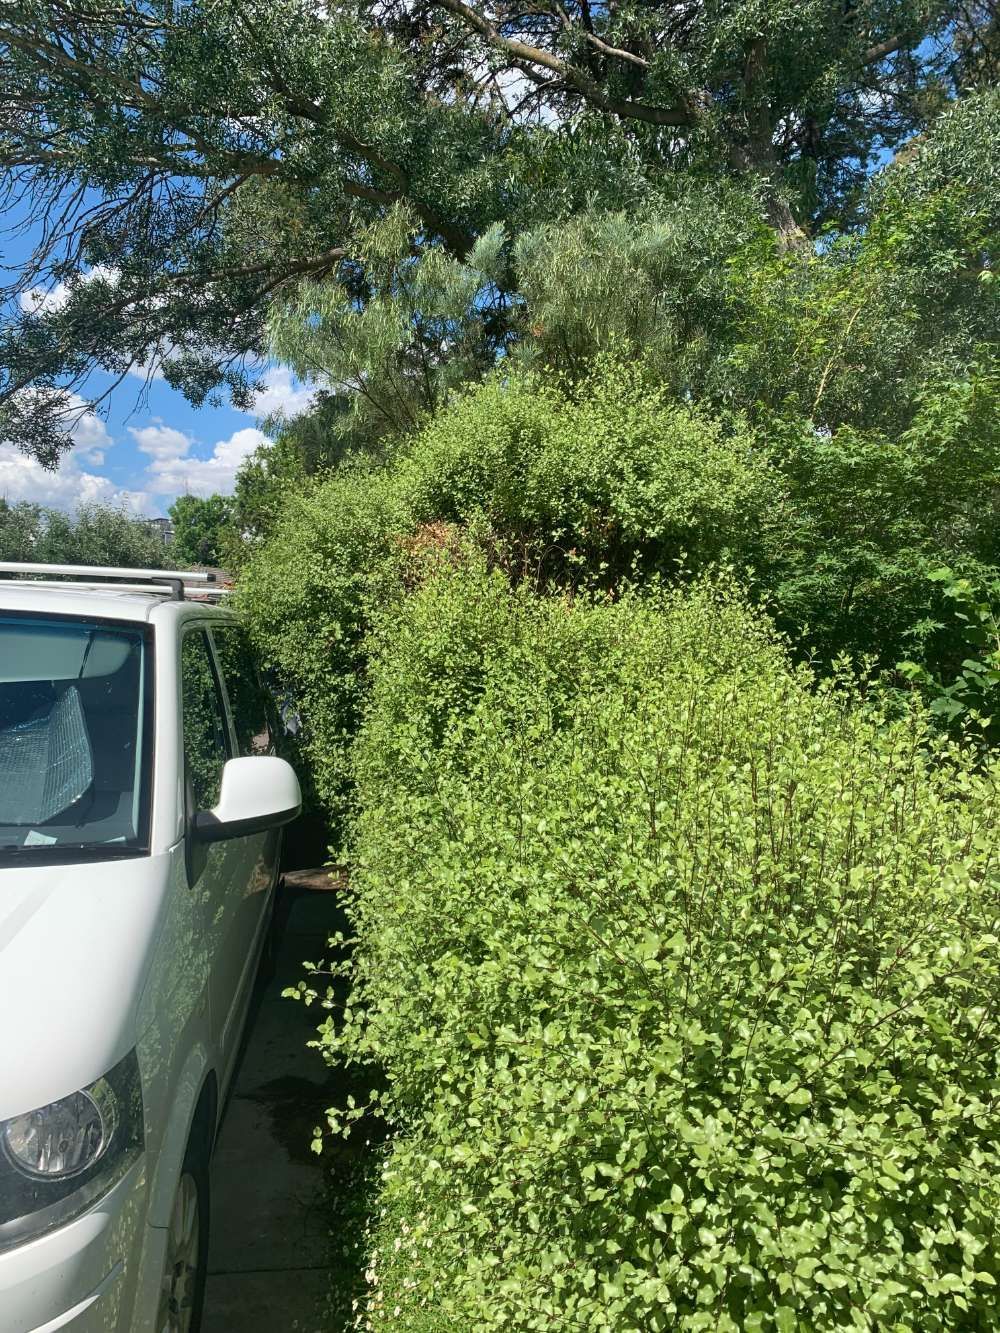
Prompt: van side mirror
<box><xmin>193</xmin><ymin>756</ymin><xmax>301</xmax><ymax>843</ymax></box>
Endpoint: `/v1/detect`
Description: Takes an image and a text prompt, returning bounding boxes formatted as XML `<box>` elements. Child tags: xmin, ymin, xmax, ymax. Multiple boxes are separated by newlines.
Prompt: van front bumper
<box><xmin>0</xmin><ymin>1159</ymin><xmax>145</xmax><ymax>1333</ymax></box>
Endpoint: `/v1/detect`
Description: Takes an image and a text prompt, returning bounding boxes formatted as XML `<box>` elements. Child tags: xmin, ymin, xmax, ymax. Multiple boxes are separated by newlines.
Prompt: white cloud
<box><xmin>127</xmin><ymin>358</ymin><xmax>165</xmax><ymax>385</ymax></box>
<box><xmin>20</xmin><ymin>280</ymin><xmax>74</xmax><ymax>317</ymax></box>
<box><xmin>2</xmin><ymin>412</ymin><xmax>271</xmax><ymax>517</ymax></box>
<box><xmin>0</xmin><ymin>444</ymin><xmax>149</xmax><ymax>515</ymax></box>
<box><xmin>129</xmin><ymin>423</ymin><xmax>192</xmax><ymax>461</ymax></box>
<box><xmin>133</xmin><ymin>424</ymin><xmax>270</xmax><ymax>497</ymax></box>
<box><xmin>251</xmin><ymin>366</ymin><xmax>315</xmax><ymax>420</ymax></box>
<box><xmin>8</xmin><ymin>388</ymin><xmax>112</xmax><ymax>465</ymax></box>
<box><xmin>64</xmin><ymin>396</ymin><xmax>112</xmax><ymax>465</ymax></box>
<box><xmin>0</xmin><ymin>394</ymin><xmax>151</xmax><ymax>514</ymax></box>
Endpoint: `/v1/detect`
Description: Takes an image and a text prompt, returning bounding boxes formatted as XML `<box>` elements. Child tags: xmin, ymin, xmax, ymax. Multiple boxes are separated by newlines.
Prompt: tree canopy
<box><xmin>167</xmin><ymin>492</ymin><xmax>234</xmax><ymax>566</ymax></box>
<box><xmin>3</xmin><ymin>0</ymin><xmax>993</xmax><ymax>461</ymax></box>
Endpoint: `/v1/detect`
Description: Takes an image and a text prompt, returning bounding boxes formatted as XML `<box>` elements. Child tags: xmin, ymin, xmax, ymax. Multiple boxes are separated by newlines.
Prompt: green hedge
<box><xmin>319</xmin><ymin>559</ymin><xmax>1000</xmax><ymax>1332</ymax></box>
<box><xmin>237</xmin><ymin>365</ymin><xmax>775</xmax><ymax>822</ymax></box>
<box><xmin>239</xmin><ymin>358</ymin><xmax>1000</xmax><ymax>824</ymax></box>
<box><xmin>241</xmin><ymin>359</ymin><xmax>1000</xmax><ymax>1325</ymax></box>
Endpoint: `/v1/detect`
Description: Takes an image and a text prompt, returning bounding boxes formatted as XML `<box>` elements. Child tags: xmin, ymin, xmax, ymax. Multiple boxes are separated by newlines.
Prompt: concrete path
<box><xmin>203</xmin><ymin>873</ymin><xmax>362</xmax><ymax>1333</ymax></box>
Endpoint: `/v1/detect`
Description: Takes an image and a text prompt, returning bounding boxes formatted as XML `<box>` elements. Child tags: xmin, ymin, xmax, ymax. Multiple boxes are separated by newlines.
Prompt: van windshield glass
<box><xmin>0</xmin><ymin>614</ymin><xmax>151</xmax><ymax>863</ymax></box>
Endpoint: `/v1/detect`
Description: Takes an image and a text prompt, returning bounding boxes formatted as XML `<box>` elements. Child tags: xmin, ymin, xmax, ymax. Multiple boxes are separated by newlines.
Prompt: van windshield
<box><xmin>0</xmin><ymin>613</ymin><xmax>151</xmax><ymax>865</ymax></box>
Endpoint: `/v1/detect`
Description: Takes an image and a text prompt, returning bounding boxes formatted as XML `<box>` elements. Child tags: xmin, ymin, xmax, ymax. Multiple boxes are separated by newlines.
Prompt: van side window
<box><xmin>180</xmin><ymin>630</ymin><xmax>229</xmax><ymax>812</ymax></box>
<box><xmin>212</xmin><ymin>626</ymin><xmax>273</xmax><ymax>758</ymax></box>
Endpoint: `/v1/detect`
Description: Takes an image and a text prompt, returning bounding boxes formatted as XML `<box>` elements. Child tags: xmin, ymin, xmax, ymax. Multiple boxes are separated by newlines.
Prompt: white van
<box><xmin>0</xmin><ymin>563</ymin><xmax>302</xmax><ymax>1332</ymax></box>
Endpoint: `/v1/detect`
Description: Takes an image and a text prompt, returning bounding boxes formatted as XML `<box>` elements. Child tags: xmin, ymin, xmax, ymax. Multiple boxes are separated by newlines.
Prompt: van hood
<box><xmin>0</xmin><ymin>852</ymin><xmax>171</xmax><ymax>1121</ymax></box>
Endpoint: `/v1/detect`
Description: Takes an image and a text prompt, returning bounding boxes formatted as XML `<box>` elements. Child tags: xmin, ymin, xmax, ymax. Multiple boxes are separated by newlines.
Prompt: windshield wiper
<box><xmin>0</xmin><ymin>842</ymin><xmax>144</xmax><ymax>865</ymax></box>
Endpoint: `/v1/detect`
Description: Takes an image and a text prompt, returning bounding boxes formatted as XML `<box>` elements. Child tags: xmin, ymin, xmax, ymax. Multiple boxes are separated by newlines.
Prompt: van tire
<box><xmin>159</xmin><ymin>1128</ymin><xmax>210</xmax><ymax>1332</ymax></box>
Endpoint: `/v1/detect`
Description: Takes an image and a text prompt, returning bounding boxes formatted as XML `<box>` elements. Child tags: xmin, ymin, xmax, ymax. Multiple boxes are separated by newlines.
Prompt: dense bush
<box><xmin>236</xmin><ymin>167</ymin><xmax>1000</xmax><ymax>1327</ymax></box>
<box><xmin>240</xmin><ymin>357</ymin><xmax>1000</xmax><ymax>821</ymax></box>
<box><xmin>317</xmin><ymin>558</ymin><xmax>1000</xmax><ymax>1332</ymax></box>
<box><xmin>223</xmin><ymin>68</ymin><xmax>1000</xmax><ymax>1333</ymax></box>
<box><xmin>238</xmin><ymin>365</ymin><xmax>776</xmax><ymax>820</ymax></box>
<box><xmin>764</xmin><ymin>360</ymin><xmax>1000</xmax><ymax>667</ymax></box>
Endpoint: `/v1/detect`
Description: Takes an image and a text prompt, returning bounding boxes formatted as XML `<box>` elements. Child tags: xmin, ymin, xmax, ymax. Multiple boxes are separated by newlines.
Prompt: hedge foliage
<box><xmin>240</xmin><ymin>356</ymin><xmax>1000</xmax><ymax>1328</ymax></box>
<box><xmin>240</xmin><ymin>358</ymin><xmax>1000</xmax><ymax>821</ymax></box>
<box><xmin>238</xmin><ymin>364</ymin><xmax>777</xmax><ymax>819</ymax></box>
<box><xmin>320</xmin><ymin>558</ymin><xmax>1000</xmax><ymax>1331</ymax></box>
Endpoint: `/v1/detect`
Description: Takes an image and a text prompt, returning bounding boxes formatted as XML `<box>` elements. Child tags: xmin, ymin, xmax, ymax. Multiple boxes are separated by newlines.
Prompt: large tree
<box><xmin>1</xmin><ymin>0</ymin><xmax>986</xmax><ymax>461</ymax></box>
<box><xmin>167</xmin><ymin>492</ymin><xmax>233</xmax><ymax>566</ymax></box>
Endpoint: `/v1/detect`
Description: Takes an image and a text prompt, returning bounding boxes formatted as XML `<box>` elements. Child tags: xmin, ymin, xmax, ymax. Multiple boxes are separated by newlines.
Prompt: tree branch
<box><xmin>861</xmin><ymin>12</ymin><xmax>933</xmax><ymax>66</ymax></box>
<box><xmin>430</xmin><ymin>0</ymin><xmax>690</xmax><ymax>125</ymax></box>
<box><xmin>862</xmin><ymin>33</ymin><xmax>907</xmax><ymax>64</ymax></box>
<box><xmin>2</xmin><ymin>18</ymin><xmax>475</xmax><ymax>255</ymax></box>
<box><xmin>551</xmin><ymin>3</ymin><xmax>650</xmax><ymax>71</ymax></box>
<box><xmin>580</xmin><ymin>28</ymin><xmax>650</xmax><ymax>70</ymax></box>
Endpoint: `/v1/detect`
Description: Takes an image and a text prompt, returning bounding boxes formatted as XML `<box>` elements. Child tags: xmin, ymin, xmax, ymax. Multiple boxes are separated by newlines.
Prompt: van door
<box><xmin>209</xmin><ymin>620</ymin><xmax>281</xmax><ymax>980</ymax></box>
<box><xmin>179</xmin><ymin>627</ymin><xmax>268</xmax><ymax>1088</ymax></box>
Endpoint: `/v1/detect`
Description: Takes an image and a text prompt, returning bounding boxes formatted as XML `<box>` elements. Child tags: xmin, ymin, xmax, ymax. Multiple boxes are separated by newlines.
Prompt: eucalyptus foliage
<box><xmin>510</xmin><ymin>90</ymin><xmax>1000</xmax><ymax>435</ymax></box>
<box><xmin>267</xmin><ymin>215</ymin><xmax>511</xmax><ymax>456</ymax></box>
<box><xmin>239</xmin><ymin>83</ymin><xmax>998</xmax><ymax>506</ymax></box>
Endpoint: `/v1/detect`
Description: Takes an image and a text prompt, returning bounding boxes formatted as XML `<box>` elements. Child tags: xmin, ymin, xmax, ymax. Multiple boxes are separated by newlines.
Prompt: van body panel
<box><xmin>0</xmin><ymin>855</ymin><xmax>172</xmax><ymax>1123</ymax></box>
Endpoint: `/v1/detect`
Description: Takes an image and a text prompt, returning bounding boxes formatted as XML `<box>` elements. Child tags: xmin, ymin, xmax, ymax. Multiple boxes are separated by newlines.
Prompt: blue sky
<box><xmin>1</xmin><ymin>216</ymin><xmax>313</xmax><ymax>518</ymax></box>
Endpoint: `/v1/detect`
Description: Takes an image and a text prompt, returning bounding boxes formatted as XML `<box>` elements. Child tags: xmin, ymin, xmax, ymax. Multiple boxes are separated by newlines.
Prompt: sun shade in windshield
<box><xmin>0</xmin><ymin>687</ymin><xmax>94</xmax><ymax>825</ymax></box>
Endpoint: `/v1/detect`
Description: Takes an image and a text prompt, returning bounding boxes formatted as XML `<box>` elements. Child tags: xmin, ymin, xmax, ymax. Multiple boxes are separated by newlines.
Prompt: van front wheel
<box><xmin>157</xmin><ymin>1134</ymin><xmax>209</xmax><ymax>1333</ymax></box>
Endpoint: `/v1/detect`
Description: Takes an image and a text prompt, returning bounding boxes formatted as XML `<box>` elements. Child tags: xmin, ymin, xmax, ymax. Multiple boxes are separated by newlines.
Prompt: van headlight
<box><xmin>0</xmin><ymin>1050</ymin><xmax>143</xmax><ymax>1250</ymax></box>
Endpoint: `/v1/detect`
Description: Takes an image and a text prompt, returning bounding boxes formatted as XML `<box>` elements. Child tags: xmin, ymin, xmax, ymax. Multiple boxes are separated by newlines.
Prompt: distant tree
<box><xmin>0</xmin><ymin>500</ymin><xmax>42</xmax><ymax>560</ymax></box>
<box><xmin>0</xmin><ymin>500</ymin><xmax>167</xmax><ymax>565</ymax></box>
<box><xmin>168</xmin><ymin>494</ymin><xmax>234</xmax><ymax>567</ymax></box>
<box><xmin>229</xmin><ymin>433</ymin><xmax>311</xmax><ymax>555</ymax></box>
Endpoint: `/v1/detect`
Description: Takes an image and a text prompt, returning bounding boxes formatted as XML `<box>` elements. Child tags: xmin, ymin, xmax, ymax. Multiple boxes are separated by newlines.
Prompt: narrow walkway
<box><xmin>203</xmin><ymin>873</ymin><xmax>351</xmax><ymax>1332</ymax></box>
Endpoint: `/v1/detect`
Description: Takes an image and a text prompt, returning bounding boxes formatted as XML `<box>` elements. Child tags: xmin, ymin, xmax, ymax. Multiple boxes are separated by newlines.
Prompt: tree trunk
<box><xmin>764</xmin><ymin>191</ymin><xmax>810</xmax><ymax>251</ymax></box>
<box><xmin>739</xmin><ymin>37</ymin><xmax>810</xmax><ymax>252</ymax></box>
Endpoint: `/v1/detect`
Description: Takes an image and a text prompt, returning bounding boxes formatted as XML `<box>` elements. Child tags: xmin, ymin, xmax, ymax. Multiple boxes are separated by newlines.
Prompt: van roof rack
<box><xmin>0</xmin><ymin>561</ymin><xmax>228</xmax><ymax>602</ymax></box>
